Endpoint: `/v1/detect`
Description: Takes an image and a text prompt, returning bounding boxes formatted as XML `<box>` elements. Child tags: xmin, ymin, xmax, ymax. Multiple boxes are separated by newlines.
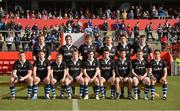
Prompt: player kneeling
<box><xmin>66</xmin><ymin>49</ymin><xmax>84</xmax><ymax>99</ymax></box>
<box><xmin>50</xmin><ymin>53</ymin><xmax>68</xmax><ymax>99</ymax></box>
<box><xmin>99</xmin><ymin>48</ymin><xmax>115</xmax><ymax>99</ymax></box>
<box><xmin>9</xmin><ymin>51</ymin><xmax>33</xmax><ymax>99</ymax></box>
<box><xmin>149</xmin><ymin>49</ymin><xmax>168</xmax><ymax>100</ymax></box>
<box><xmin>115</xmin><ymin>49</ymin><xmax>133</xmax><ymax>100</ymax></box>
<box><xmin>132</xmin><ymin>50</ymin><xmax>151</xmax><ymax>100</ymax></box>
<box><xmin>32</xmin><ymin>51</ymin><xmax>51</xmax><ymax>99</ymax></box>
<box><xmin>83</xmin><ymin>50</ymin><xmax>100</xmax><ymax>100</ymax></box>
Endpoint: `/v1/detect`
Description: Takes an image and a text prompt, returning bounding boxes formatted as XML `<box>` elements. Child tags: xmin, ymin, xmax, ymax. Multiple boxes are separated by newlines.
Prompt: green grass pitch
<box><xmin>0</xmin><ymin>76</ymin><xmax>180</xmax><ymax>110</ymax></box>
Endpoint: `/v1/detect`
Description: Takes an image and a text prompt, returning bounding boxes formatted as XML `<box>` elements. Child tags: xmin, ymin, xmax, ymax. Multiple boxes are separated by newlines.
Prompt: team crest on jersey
<box><xmin>124</xmin><ymin>62</ymin><xmax>127</xmax><ymax>65</ymax></box>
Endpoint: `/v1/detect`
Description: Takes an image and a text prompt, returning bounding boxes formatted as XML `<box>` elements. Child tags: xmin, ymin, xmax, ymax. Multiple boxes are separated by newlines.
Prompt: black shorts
<box><xmin>53</xmin><ymin>74</ymin><xmax>64</xmax><ymax>82</ymax></box>
<box><xmin>101</xmin><ymin>75</ymin><xmax>112</xmax><ymax>81</ymax></box>
<box><xmin>153</xmin><ymin>75</ymin><xmax>162</xmax><ymax>83</ymax></box>
<box><xmin>37</xmin><ymin>71</ymin><xmax>47</xmax><ymax>82</ymax></box>
<box><xmin>16</xmin><ymin>76</ymin><xmax>26</xmax><ymax>83</ymax></box>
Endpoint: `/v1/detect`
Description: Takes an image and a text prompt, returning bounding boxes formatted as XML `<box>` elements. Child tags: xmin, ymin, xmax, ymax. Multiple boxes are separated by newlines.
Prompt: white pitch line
<box><xmin>72</xmin><ymin>99</ymin><xmax>79</xmax><ymax>111</ymax></box>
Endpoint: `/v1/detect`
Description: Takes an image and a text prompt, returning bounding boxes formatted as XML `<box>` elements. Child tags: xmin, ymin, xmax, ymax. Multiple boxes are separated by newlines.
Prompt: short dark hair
<box><xmin>119</xmin><ymin>48</ymin><xmax>126</xmax><ymax>53</ymax></box>
<box><xmin>154</xmin><ymin>49</ymin><xmax>161</xmax><ymax>53</ymax></box>
<box><xmin>38</xmin><ymin>34</ymin><xmax>45</xmax><ymax>39</ymax></box>
<box><xmin>87</xmin><ymin>49</ymin><xmax>94</xmax><ymax>54</ymax></box>
<box><xmin>119</xmin><ymin>34</ymin><xmax>126</xmax><ymax>38</ymax></box>
<box><xmin>85</xmin><ymin>34</ymin><xmax>92</xmax><ymax>39</ymax></box>
<box><xmin>102</xmin><ymin>47</ymin><xmax>109</xmax><ymax>53</ymax></box>
<box><xmin>72</xmin><ymin>48</ymin><xmax>79</xmax><ymax>54</ymax></box>
<box><xmin>139</xmin><ymin>34</ymin><xmax>146</xmax><ymax>38</ymax></box>
<box><xmin>38</xmin><ymin>50</ymin><xmax>46</xmax><ymax>54</ymax></box>
<box><xmin>65</xmin><ymin>35</ymin><xmax>72</xmax><ymax>40</ymax></box>
<box><xmin>18</xmin><ymin>51</ymin><xmax>25</xmax><ymax>55</ymax></box>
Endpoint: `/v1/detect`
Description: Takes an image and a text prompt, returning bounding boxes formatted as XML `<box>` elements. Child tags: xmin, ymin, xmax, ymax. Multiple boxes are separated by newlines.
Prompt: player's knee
<box><xmin>34</xmin><ymin>77</ymin><xmax>40</xmax><ymax>84</ymax></box>
<box><xmin>128</xmin><ymin>78</ymin><xmax>133</xmax><ymax>84</ymax></box>
<box><xmin>133</xmin><ymin>77</ymin><xmax>139</xmax><ymax>85</ymax></box>
<box><xmin>94</xmin><ymin>78</ymin><xmax>99</xmax><ymax>85</ymax></box>
<box><xmin>9</xmin><ymin>78</ymin><xmax>15</xmax><ymax>85</ymax></box>
<box><xmin>115</xmin><ymin>78</ymin><xmax>120</xmax><ymax>84</ymax></box>
<box><xmin>160</xmin><ymin>79</ymin><xmax>167</xmax><ymax>84</ymax></box>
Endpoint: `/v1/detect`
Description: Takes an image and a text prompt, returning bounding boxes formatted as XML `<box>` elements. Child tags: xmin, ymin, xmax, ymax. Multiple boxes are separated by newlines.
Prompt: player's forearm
<box><xmin>12</xmin><ymin>70</ymin><xmax>17</xmax><ymax>78</ymax></box>
<box><xmin>24</xmin><ymin>70</ymin><xmax>32</xmax><ymax>79</ymax></box>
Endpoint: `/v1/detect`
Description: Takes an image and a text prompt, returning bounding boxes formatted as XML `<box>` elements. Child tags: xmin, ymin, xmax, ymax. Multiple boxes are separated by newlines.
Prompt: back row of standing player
<box><xmin>9</xmin><ymin>34</ymin><xmax>168</xmax><ymax>100</ymax></box>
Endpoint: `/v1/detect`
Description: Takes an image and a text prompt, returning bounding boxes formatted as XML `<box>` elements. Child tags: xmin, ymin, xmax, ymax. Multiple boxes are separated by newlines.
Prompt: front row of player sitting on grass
<box><xmin>9</xmin><ymin>48</ymin><xmax>168</xmax><ymax>100</ymax></box>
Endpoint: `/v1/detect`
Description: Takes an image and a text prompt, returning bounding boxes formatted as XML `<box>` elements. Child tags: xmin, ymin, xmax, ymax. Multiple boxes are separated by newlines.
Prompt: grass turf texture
<box><xmin>0</xmin><ymin>76</ymin><xmax>180</xmax><ymax>110</ymax></box>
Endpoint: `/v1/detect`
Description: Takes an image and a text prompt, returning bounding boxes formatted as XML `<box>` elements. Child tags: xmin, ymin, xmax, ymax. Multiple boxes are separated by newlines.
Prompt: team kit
<box><xmin>9</xmin><ymin>34</ymin><xmax>168</xmax><ymax>100</ymax></box>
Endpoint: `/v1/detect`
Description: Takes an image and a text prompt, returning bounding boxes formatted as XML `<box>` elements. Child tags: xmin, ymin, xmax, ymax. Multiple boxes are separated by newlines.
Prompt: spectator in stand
<box><xmin>121</xmin><ymin>9</ymin><xmax>127</xmax><ymax>19</ymax></box>
<box><xmin>93</xmin><ymin>25</ymin><xmax>100</xmax><ymax>35</ymax></box>
<box><xmin>87</xmin><ymin>19</ymin><xmax>93</xmax><ymax>29</ymax></box>
<box><xmin>14</xmin><ymin>22</ymin><xmax>22</xmax><ymax>37</ymax></box>
<box><xmin>126</xmin><ymin>24</ymin><xmax>133</xmax><ymax>39</ymax></box>
<box><xmin>134</xmin><ymin>22</ymin><xmax>140</xmax><ymax>40</ymax></box>
<box><xmin>0</xmin><ymin>19</ymin><xmax>3</xmax><ymax>30</ymax></box>
<box><xmin>74</xmin><ymin>19</ymin><xmax>83</xmax><ymax>33</ymax></box>
<box><xmin>157</xmin><ymin>23</ymin><xmax>163</xmax><ymax>41</ymax></box>
<box><xmin>93</xmin><ymin>32</ymin><xmax>102</xmax><ymax>50</ymax></box>
<box><xmin>128</xmin><ymin>10</ymin><xmax>134</xmax><ymax>19</ymax></box>
<box><xmin>145</xmin><ymin>22</ymin><xmax>155</xmax><ymax>41</ymax></box>
<box><xmin>102</xmin><ymin>20</ymin><xmax>108</xmax><ymax>35</ymax></box>
<box><xmin>14</xmin><ymin>33</ymin><xmax>21</xmax><ymax>51</ymax></box>
<box><xmin>120</xmin><ymin>20</ymin><xmax>126</xmax><ymax>34</ymax></box>
<box><xmin>24</xmin><ymin>25</ymin><xmax>31</xmax><ymax>38</ymax></box>
<box><xmin>6</xmin><ymin>32</ymin><xmax>14</xmax><ymax>51</ymax></box>
<box><xmin>2</xmin><ymin>21</ymin><xmax>9</xmax><ymax>38</ymax></box>
<box><xmin>32</xmin><ymin>23</ymin><xmax>39</xmax><ymax>35</ymax></box>
<box><xmin>0</xmin><ymin>33</ymin><xmax>4</xmax><ymax>51</ymax></box>
<box><xmin>151</xmin><ymin>6</ymin><xmax>159</xmax><ymax>18</ymax></box>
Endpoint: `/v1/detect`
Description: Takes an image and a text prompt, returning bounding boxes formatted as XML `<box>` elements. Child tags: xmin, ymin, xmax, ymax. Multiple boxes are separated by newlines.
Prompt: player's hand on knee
<box><xmin>19</xmin><ymin>77</ymin><xmax>25</xmax><ymax>81</ymax></box>
<box><xmin>151</xmin><ymin>76</ymin><xmax>156</xmax><ymax>81</ymax></box>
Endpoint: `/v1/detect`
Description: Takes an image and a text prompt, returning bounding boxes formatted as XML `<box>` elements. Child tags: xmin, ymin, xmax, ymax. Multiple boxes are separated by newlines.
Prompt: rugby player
<box><xmin>132</xmin><ymin>50</ymin><xmax>151</xmax><ymax>100</ymax></box>
<box><xmin>79</xmin><ymin>34</ymin><xmax>97</xmax><ymax>61</ymax></box>
<box><xmin>83</xmin><ymin>50</ymin><xmax>100</xmax><ymax>100</ymax></box>
<box><xmin>32</xmin><ymin>34</ymin><xmax>51</xmax><ymax>60</ymax></box>
<box><xmin>114</xmin><ymin>49</ymin><xmax>133</xmax><ymax>100</ymax></box>
<box><xmin>9</xmin><ymin>51</ymin><xmax>33</xmax><ymax>99</ymax></box>
<box><xmin>32</xmin><ymin>51</ymin><xmax>51</xmax><ymax>99</ymax></box>
<box><xmin>58</xmin><ymin>35</ymin><xmax>77</xmax><ymax>63</ymax></box>
<box><xmin>50</xmin><ymin>53</ymin><xmax>68</xmax><ymax>99</ymax></box>
<box><xmin>100</xmin><ymin>36</ymin><xmax>116</xmax><ymax>60</ymax></box>
<box><xmin>99</xmin><ymin>48</ymin><xmax>115</xmax><ymax>99</ymax></box>
<box><xmin>149</xmin><ymin>49</ymin><xmax>168</xmax><ymax>100</ymax></box>
<box><xmin>66</xmin><ymin>49</ymin><xmax>84</xmax><ymax>99</ymax></box>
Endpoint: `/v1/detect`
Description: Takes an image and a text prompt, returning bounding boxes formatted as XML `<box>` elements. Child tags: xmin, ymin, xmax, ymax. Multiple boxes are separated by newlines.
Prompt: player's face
<box><xmin>72</xmin><ymin>52</ymin><xmax>79</xmax><ymax>59</ymax></box>
<box><xmin>39</xmin><ymin>36</ymin><xmax>45</xmax><ymax>44</ymax></box>
<box><xmin>120</xmin><ymin>51</ymin><xmax>126</xmax><ymax>59</ymax></box>
<box><xmin>137</xmin><ymin>52</ymin><xmax>143</xmax><ymax>59</ymax></box>
<box><xmin>86</xmin><ymin>37</ymin><xmax>92</xmax><ymax>44</ymax></box>
<box><xmin>154</xmin><ymin>51</ymin><xmax>161</xmax><ymax>60</ymax></box>
<box><xmin>88</xmin><ymin>52</ymin><xmax>94</xmax><ymax>59</ymax></box>
<box><xmin>103</xmin><ymin>51</ymin><xmax>109</xmax><ymax>59</ymax></box>
<box><xmin>139</xmin><ymin>38</ymin><xmax>146</xmax><ymax>44</ymax></box>
<box><xmin>106</xmin><ymin>38</ymin><xmax>112</xmax><ymax>45</ymax></box>
<box><xmin>65</xmin><ymin>37</ymin><xmax>72</xmax><ymax>45</ymax></box>
<box><xmin>38</xmin><ymin>52</ymin><xmax>45</xmax><ymax>60</ymax></box>
<box><xmin>56</xmin><ymin>55</ymin><xmax>63</xmax><ymax>62</ymax></box>
<box><xmin>19</xmin><ymin>53</ymin><xmax>26</xmax><ymax>61</ymax></box>
<box><xmin>120</xmin><ymin>36</ymin><xmax>127</xmax><ymax>43</ymax></box>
